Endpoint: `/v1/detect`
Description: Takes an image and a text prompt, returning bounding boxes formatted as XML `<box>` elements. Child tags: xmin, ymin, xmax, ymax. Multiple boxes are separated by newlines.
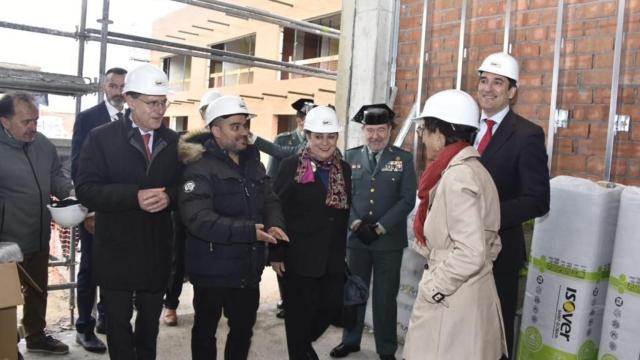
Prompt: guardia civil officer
<box><xmin>331</xmin><ymin>104</ymin><xmax>416</xmax><ymax>360</ymax></box>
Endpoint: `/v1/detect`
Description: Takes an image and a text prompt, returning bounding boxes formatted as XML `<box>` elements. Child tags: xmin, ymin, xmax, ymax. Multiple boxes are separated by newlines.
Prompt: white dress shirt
<box><xmin>105</xmin><ymin>100</ymin><xmax>126</xmax><ymax>122</ymax></box>
<box><xmin>473</xmin><ymin>106</ymin><xmax>510</xmax><ymax>149</ymax></box>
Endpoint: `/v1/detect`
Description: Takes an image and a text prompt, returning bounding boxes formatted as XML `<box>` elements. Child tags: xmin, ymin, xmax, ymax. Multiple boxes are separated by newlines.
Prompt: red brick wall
<box><xmin>394</xmin><ymin>0</ymin><xmax>640</xmax><ymax>185</ymax></box>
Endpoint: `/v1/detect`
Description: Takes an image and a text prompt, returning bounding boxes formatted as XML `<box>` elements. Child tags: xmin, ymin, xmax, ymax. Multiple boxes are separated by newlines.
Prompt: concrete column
<box><xmin>336</xmin><ymin>0</ymin><xmax>398</xmax><ymax>150</ymax></box>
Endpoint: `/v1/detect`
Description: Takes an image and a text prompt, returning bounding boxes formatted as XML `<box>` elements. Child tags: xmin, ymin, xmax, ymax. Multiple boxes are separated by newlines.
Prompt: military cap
<box><xmin>351</xmin><ymin>103</ymin><xmax>395</xmax><ymax>125</ymax></box>
<box><xmin>291</xmin><ymin>98</ymin><xmax>315</xmax><ymax>115</ymax></box>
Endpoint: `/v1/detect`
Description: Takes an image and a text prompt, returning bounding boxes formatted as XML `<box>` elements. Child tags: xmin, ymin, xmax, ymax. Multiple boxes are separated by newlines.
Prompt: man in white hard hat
<box><xmin>75</xmin><ymin>64</ymin><xmax>181</xmax><ymax>360</ymax></box>
<box><xmin>0</xmin><ymin>92</ymin><xmax>74</xmax><ymax>357</ymax></box>
<box><xmin>178</xmin><ymin>96</ymin><xmax>287</xmax><ymax>360</ymax></box>
<box><xmin>198</xmin><ymin>89</ymin><xmax>222</xmax><ymax>119</ymax></box>
<box><xmin>161</xmin><ymin>88</ymin><xmax>222</xmax><ymax>327</ymax></box>
<box><xmin>476</xmin><ymin>52</ymin><xmax>550</xmax><ymax>358</ymax></box>
<box><xmin>71</xmin><ymin>67</ymin><xmax>128</xmax><ymax>353</ymax></box>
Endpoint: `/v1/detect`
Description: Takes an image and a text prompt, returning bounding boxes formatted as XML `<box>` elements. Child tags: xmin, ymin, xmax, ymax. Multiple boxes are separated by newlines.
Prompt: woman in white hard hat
<box><xmin>403</xmin><ymin>89</ymin><xmax>507</xmax><ymax>360</ymax></box>
<box><xmin>269</xmin><ymin>106</ymin><xmax>351</xmax><ymax>360</ymax></box>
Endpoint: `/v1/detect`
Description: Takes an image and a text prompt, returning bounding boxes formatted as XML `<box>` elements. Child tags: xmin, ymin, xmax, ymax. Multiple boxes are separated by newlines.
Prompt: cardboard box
<box><xmin>0</xmin><ymin>263</ymin><xmax>23</xmax><ymax>360</ymax></box>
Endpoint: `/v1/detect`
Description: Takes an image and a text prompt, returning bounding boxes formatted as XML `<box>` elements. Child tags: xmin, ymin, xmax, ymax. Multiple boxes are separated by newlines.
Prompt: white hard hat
<box><xmin>123</xmin><ymin>64</ymin><xmax>170</xmax><ymax>95</ymax></box>
<box><xmin>199</xmin><ymin>89</ymin><xmax>222</xmax><ymax>111</ymax></box>
<box><xmin>205</xmin><ymin>96</ymin><xmax>256</xmax><ymax>127</ymax></box>
<box><xmin>47</xmin><ymin>203</ymin><xmax>88</xmax><ymax>227</ymax></box>
<box><xmin>415</xmin><ymin>89</ymin><xmax>480</xmax><ymax>129</ymax></box>
<box><xmin>303</xmin><ymin>106</ymin><xmax>341</xmax><ymax>133</ymax></box>
<box><xmin>478</xmin><ymin>52</ymin><xmax>519</xmax><ymax>83</ymax></box>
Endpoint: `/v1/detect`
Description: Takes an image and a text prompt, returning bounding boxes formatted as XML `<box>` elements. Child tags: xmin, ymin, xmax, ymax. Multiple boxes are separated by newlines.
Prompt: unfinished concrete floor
<box><xmin>18</xmin><ymin>267</ymin><xmax>399</xmax><ymax>360</ymax></box>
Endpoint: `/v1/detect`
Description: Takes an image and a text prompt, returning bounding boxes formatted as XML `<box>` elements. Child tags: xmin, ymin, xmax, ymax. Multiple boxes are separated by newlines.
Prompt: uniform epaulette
<box><xmin>346</xmin><ymin>145</ymin><xmax>364</xmax><ymax>153</ymax></box>
<box><xmin>388</xmin><ymin>145</ymin><xmax>411</xmax><ymax>154</ymax></box>
<box><xmin>275</xmin><ymin>131</ymin><xmax>294</xmax><ymax>139</ymax></box>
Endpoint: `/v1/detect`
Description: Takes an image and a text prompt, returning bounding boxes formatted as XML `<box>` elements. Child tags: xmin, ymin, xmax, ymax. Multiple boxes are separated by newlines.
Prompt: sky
<box><xmin>0</xmin><ymin>0</ymin><xmax>185</xmax><ymax>113</ymax></box>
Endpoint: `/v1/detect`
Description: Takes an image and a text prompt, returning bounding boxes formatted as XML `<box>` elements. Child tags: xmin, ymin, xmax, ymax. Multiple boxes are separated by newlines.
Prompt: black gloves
<box><xmin>356</xmin><ymin>223</ymin><xmax>380</xmax><ymax>245</ymax></box>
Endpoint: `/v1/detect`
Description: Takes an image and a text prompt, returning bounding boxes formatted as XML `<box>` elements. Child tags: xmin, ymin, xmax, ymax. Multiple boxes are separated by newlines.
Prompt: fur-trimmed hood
<box><xmin>178</xmin><ymin>129</ymin><xmax>211</xmax><ymax>164</ymax></box>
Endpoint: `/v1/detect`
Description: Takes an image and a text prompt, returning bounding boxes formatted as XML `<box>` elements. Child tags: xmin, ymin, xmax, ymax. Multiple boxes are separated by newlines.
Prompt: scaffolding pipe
<box><xmin>394</xmin><ymin>0</ymin><xmax>428</xmax><ymax>168</ymax></box>
<box><xmin>0</xmin><ymin>21</ymin><xmax>335</xmax><ymax>80</ymax></box>
<box><xmin>546</xmin><ymin>0</ymin><xmax>565</xmax><ymax>170</ymax></box>
<box><xmin>604</xmin><ymin>0</ymin><xmax>626</xmax><ymax>181</ymax></box>
<box><xmin>97</xmin><ymin>0</ymin><xmax>111</xmax><ymax>101</ymax></box>
<box><xmin>0</xmin><ymin>74</ymin><xmax>98</xmax><ymax>96</ymax></box>
<box><xmin>68</xmin><ymin>226</ymin><xmax>77</xmax><ymax>324</ymax></box>
<box><xmin>88</xmin><ymin>29</ymin><xmax>335</xmax><ymax>77</ymax></box>
<box><xmin>503</xmin><ymin>0</ymin><xmax>512</xmax><ymax>53</ymax></box>
<box><xmin>394</xmin><ymin>103</ymin><xmax>417</xmax><ymax>148</ymax></box>
<box><xmin>48</xmin><ymin>283</ymin><xmax>78</xmax><ymax>291</ymax></box>
<box><xmin>172</xmin><ymin>0</ymin><xmax>340</xmax><ymax>40</ymax></box>
<box><xmin>415</xmin><ymin>0</ymin><xmax>428</xmax><ymax>117</ymax></box>
<box><xmin>388</xmin><ymin>0</ymin><xmax>401</xmax><ymax>104</ymax></box>
<box><xmin>75</xmin><ymin>0</ymin><xmax>88</xmax><ymax>115</ymax></box>
<box><xmin>0</xmin><ymin>20</ymin><xmax>77</xmax><ymax>39</ymax></box>
<box><xmin>84</xmin><ymin>31</ymin><xmax>336</xmax><ymax>80</ymax></box>
<box><xmin>455</xmin><ymin>0</ymin><xmax>468</xmax><ymax>90</ymax></box>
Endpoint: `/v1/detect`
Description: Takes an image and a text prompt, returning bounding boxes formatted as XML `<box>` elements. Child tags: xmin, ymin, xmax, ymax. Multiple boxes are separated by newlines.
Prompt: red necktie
<box><xmin>477</xmin><ymin>119</ymin><xmax>496</xmax><ymax>155</ymax></box>
<box><xmin>142</xmin><ymin>133</ymin><xmax>152</xmax><ymax>160</ymax></box>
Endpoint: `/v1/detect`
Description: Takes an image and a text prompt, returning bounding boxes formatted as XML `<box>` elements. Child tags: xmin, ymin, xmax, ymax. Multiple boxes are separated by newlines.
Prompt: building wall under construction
<box><xmin>393</xmin><ymin>0</ymin><xmax>640</xmax><ymax>185</ymax></box>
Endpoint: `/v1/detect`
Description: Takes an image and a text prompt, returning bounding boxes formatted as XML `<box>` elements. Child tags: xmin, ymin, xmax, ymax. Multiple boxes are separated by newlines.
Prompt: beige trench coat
<box><xmin>404</xmin><ymin>146</ymin><xmax>507</xmax><ymax>360</ymax></box>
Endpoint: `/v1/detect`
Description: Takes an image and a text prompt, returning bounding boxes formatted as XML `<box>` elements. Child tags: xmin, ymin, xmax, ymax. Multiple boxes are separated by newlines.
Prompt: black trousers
<box><xmin>102</xmin><ymin>288</ymin><xmax>164</xmax><ymax>360</ymax></box>
<box><xmin>283</xmin><ymin>271</ymin><xmax>342</xmax><ymax>360</ymax></box>
<box><xmin>495</xmin><ymin>271</ymin><xmax>519</xmax><ymax>360</ymax></box>
<box><xmin>76</xmin><ymin>224</ymin><xmax>106</xmax><ymax>334</ymax></box>
<box><xmin>191</xmin><ymin>286</ymin><xmax>259</xmax><ymax>360</ymax></box>
<box><xmin>164</xmin><ymin>212</ymin><xmax>186</xmax><ymax>310</ymax></box>
<box><xmin>18</xmin><ymin>250</ymin><xmax>49</xmax><ymax>340</ymax></box>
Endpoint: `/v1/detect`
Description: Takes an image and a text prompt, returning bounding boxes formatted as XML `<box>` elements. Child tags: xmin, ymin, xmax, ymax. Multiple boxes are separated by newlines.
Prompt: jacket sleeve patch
<box><xmin>183</xmin><ymin>180</ymin><xmax>196</xmax><ymax>193</ymax></box>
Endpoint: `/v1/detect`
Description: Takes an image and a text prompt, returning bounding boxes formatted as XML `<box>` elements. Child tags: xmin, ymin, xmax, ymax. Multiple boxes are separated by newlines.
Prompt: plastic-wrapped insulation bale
<box><xmin>393</xmin><ymin>196</ymin><xmax>427</xmax><ymax>341</ymax></box>
<box><xmin>598</xmin><ymin>186</ymin><xmax>640</xmax><ymax>360</ymax></box>
<box><xmin>518</xmin><ymin>176</ymin><xmax>622</xmax><ymax>360</ymax></box>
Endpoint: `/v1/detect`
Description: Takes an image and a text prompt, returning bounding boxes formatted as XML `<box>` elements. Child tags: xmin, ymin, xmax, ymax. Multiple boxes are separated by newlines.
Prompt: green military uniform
<box><xmin>254</xmin><ymin>98</ymin><xmax>314</xmax><ymax>178</ymax></box>
<box><xmin>255</xmin><ymin>130</ymin><xmax>305</xmax><ymax>178</ymax></box>
<box><xmin>343</xmin><ymin>144</ymin><xmax>416</xmax><ymax>357</ymax></box>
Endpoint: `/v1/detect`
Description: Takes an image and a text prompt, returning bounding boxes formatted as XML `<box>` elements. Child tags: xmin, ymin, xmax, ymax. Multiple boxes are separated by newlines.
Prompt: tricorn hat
<box><xmin>351</xmin><ymin>104</ymin><xmax>395</xmax><ymax>125</ymax></box>
<box><xmin>291</xmin><ymin>98</ymin><xmax>315</xmax><ymax>115</ymax></box>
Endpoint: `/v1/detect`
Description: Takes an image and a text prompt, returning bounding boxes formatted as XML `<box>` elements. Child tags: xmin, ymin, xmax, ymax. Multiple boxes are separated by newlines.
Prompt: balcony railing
<box><xmin>285</xmin><ymin>55</ymin><xmax>338</xmax><ymax>79</ymax></box>
<box><xmin>208</xmin><ymin>67</ymin><xmax>254</xmax><ymax>88</ymax></box>
<box><xmin>168</xmin><ymin>78</ymin><xmax>191</xmax><ymax>92</ymax></box>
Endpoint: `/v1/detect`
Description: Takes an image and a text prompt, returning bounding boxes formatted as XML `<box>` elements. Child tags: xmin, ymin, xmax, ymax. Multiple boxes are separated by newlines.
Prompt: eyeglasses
<box><xmin>139</xmin><ymin>99</ymin><xmax>170</xmax><ymax>110</ymax></box>
<box><xmin>416</xmin><ymin>125</ymin><xmax>425</xmax><ymax>137</ymax></box>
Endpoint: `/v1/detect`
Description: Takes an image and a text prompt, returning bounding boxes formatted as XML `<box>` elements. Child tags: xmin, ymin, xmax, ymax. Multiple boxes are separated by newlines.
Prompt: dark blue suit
<box><xmin>71</xmin><ymin>101</ymin><xmax>112</xmax><ymax>334</ymax></box>
<box><xmin>480</xmin><ymin>109</ymin><xmax>550</xmax><ymax>358</ymax></box>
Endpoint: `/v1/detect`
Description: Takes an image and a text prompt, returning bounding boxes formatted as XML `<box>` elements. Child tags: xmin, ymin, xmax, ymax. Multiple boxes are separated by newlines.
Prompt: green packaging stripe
<box><xmin>608</xmin><ymin>273</ymin><xmax>640</xmax><ymax>296</ymax></box>
<box><xmin>531</xmin><ymin>256</ymin><xmax>609</xmax><ymax>282</ymax></box>
<box><xmin>518</xmin><ymin>328</ymin><xmax>598</xmax><ymax>360</ymax></box>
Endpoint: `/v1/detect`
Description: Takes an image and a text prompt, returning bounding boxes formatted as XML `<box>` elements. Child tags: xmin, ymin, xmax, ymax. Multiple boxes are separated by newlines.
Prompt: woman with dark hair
<box><xmin>404</xmin><ymin>89</ymin><xmax>507</xmax><ymax>359</ymax></box>
<box><xmin>269</xmin><ymin>106</ymin><xmax>351</xmax><ymax>360</ymax></box>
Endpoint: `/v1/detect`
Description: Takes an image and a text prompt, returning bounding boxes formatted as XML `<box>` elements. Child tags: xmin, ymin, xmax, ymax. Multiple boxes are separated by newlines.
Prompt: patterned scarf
<box><xmin>414</xmin><ymin>141</ymin><xmax>469</xmax><ymax>246</ymax></box>
<box><xmin>295</xmin><ymin>147</ymin><xmax>349</xmax><ymax>209</ymax></box>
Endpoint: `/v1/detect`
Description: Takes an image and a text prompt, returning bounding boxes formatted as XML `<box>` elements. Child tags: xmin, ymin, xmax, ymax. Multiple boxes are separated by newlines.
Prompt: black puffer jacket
<box><xmin>178</xmin><ymin>131</ymin><xmax>284</xmax><ymax>288</ymax></box>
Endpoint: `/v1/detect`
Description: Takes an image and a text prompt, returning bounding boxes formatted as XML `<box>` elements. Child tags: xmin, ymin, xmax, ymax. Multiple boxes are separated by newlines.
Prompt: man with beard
<box><xmin>71</xmin><ymin>67</ymin><xmax>127</xmax><ymax>353</ymax></box>
<box><xmin>0</xmin><ymin>92</ymin><xmax>74</xmax><ymax>356</ymax></box>
<box><xmin>179</xmin><ymin>96</ymin><xmax>287</xmax><ymax>360</ymax></box>
<box><xmin>76</xmin><ymin>64</ymin><xmax>180</xmax><ymax>360</ymax></box>
<box><xmin>331</xmin><ymin>104</ymin><xmax>416</xmax><ymax>360</ymax></box>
